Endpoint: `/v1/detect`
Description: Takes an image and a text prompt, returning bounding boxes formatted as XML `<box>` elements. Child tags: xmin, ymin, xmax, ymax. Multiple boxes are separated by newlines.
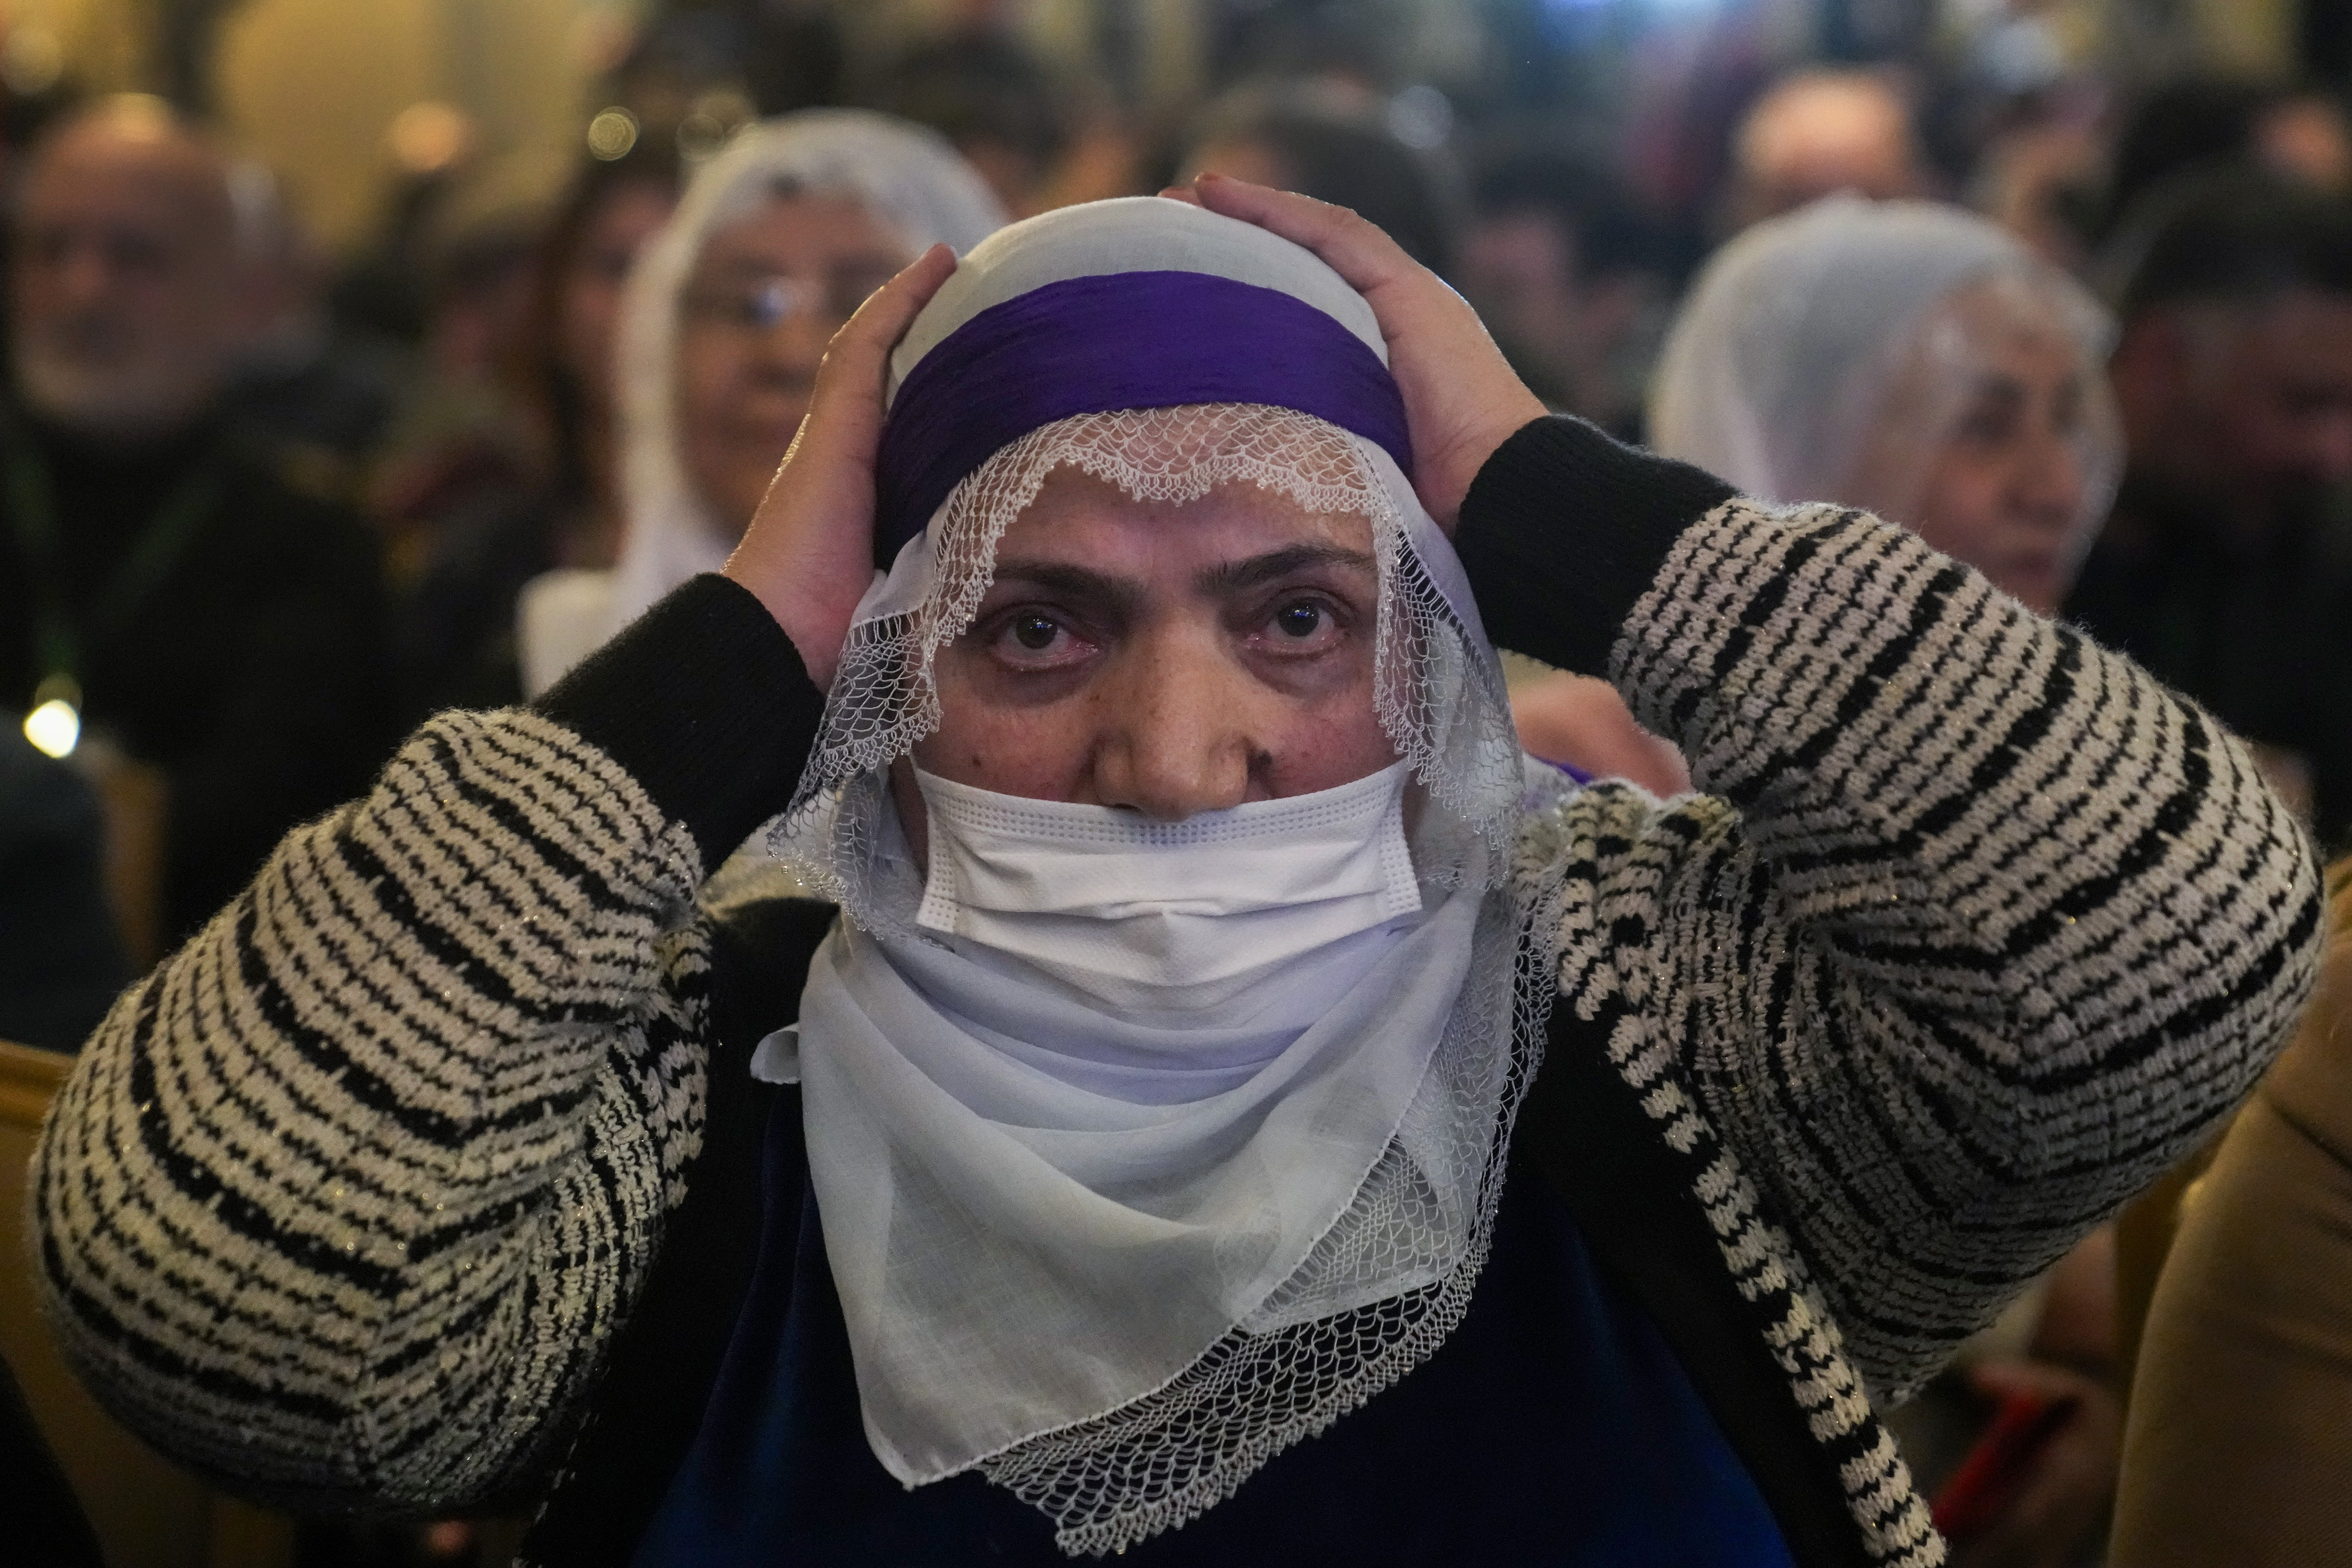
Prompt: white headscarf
<box><xmin>1648</xmin><ymin>195</ymin><xmax>2119</xmax><ymax>538</ymax></box>
<box><xmin>764</xmin><ymin>199</ymin><xmax>1558</xmax><ymax>1555</ymax></box>
<box><xmin>516</xmin><ymin>111</ymin><xmax>1005</xmax><ymax>696</ymax></box>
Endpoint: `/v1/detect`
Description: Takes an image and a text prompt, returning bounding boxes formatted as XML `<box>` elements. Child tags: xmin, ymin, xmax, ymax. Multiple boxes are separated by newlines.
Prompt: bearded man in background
<box><xmin>0</xmin><ymin>96</ymin><xmax>389</xmax><ymax>947</ymax></box>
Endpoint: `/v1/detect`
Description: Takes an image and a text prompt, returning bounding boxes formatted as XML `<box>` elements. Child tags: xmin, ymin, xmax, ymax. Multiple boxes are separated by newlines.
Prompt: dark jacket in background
<box><xmin>395</xmin><ymin>490</ymin><xmax>563</xmax><ymax>717</ymax></box>
<box><xmin>2067</xmin><ymin>480</ymin><xmax>2352</xmax><ymax>853</ymax></box>
<box><xmin>1</xmin><ymin>1351</ymin><xmax>104</xmax><ymax>1568</ymax></box>
<box><xmin>0</xmin><ymin>407</ymin><xmax>394</xmax><ymax>943</ymax></box>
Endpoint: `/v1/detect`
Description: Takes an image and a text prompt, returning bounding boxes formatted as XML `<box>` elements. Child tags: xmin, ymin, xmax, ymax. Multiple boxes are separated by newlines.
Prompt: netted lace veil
<box><xmin>774</xmin><ymin>402</ymin><xmax>1525</xmax><ymax>932</ymax></box>
<box><xmin>765</xmin><ymin>199</ymin><xmax>1557</xmax><ymax>1557</ymax></box>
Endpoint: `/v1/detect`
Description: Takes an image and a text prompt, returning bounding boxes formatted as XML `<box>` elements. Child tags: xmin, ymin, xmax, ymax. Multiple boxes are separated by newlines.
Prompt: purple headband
<box><xmin>873</xmin><ymin>270</ymin><xmax>1411</xmax><ymax>563</ymax></box>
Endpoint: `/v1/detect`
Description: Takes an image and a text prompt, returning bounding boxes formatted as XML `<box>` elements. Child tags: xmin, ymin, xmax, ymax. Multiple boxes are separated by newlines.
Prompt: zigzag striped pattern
<box><xmin>1518</xmin><ymin>499</ymin><xmax>2320</xmax><ymax>1564</ymax></box>
<box><xmin>29</xmin><ymin>498</ymin><xmax>2321</xmax><ymax>1565</ymax></box>
<box><xmin>33</xmin><ymin>710</ymin><xmax>714</xmax><ymax>1512</ymax></box>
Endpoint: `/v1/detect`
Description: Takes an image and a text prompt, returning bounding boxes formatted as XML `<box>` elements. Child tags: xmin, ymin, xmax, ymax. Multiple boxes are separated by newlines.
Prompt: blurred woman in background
<box><xmin>516</xmin><ymin>110</ymin><xmax>1003</xmax><ymax>698</ymax></box>
<box><xmin>1647</xmin><ymin>195</ymin><xmax>2119</xmax><ymax>612</ymax></box>
<box><xmin>397</xmin><ymin>137</ymin><xmax>681</xmax><ymax>712</ymax></box>
<box><xmin>1512</xmin><ymin>194</ymin><xmax>2120</xmax><ymax>814</ymax></box>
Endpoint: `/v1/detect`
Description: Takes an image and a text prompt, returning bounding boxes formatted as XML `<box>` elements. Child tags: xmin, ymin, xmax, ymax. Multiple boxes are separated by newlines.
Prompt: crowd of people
<box><xmin>7</xmin><ymin>10</ymin><xmax>2352</xmax><ymax>1568</ymax></box>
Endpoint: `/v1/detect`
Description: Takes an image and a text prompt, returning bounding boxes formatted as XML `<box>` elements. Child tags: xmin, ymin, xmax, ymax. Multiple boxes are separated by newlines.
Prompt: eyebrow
<box><xmin>1194</xmin><ymin>543</ymin><xmax>1377</xmax><ymax>594</ymax></box>
<box><xmin>987</xmin><ymin>559</ymin><xmax>1144</xmax><ymax>618</ymax></box>
<box><xmin>987</xmin><ymin>544</ymin><xmax>1377</xmax><ymax>608</ymax></box>
<box><xmin>698</xmin><ymin>251</ymin><xmax>903</xmax><ymax>283</ymax></box>
<box><xmin>1966</xmin><ymin>369</ymin><xmax>2086</xmax><ymax>406</ymax></box>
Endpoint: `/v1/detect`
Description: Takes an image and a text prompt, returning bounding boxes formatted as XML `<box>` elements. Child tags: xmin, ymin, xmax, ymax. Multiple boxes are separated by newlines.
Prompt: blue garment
<box><xmin>634</xmin><ymin>1098</ymin><xmax>1796</xmax><ymax>1566</ymax></box>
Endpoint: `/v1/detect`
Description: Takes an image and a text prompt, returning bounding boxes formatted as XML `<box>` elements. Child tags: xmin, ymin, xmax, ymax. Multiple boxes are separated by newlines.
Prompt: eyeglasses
<box><xmin>680</xmin><ymin>267</ymin><xmax>897</xmax><ymax>334</ymax></box>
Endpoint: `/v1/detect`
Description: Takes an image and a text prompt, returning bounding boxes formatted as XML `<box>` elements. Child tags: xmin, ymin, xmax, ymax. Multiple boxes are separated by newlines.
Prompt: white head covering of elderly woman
<box><xmin>516</xmin><ymin>110</ymin><xmax>1004</xmax><ymax>695</ymax></box>
<box><xmin>1648</xmin><ymin>195</ymin><xmax>2119</xmax><ymax>540</ymax></box>
<box><xmin>761</xmin><ymin>198</ymin><xmax>1553</xmax><ymax>1556</ymax></box>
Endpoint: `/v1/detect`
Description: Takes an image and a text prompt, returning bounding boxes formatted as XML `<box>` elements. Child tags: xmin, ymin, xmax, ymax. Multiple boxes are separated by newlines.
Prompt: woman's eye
<box><xmin>1273</xmin><ymin>601</ymin><xmax>1324</xmax><ymax>638</ymax></box>
<box><xmin>1253</xmin><ymin>597</ymin><xmax>1348</xmax><ymax>655</ymax></box>
<box><xmin>989</xmin><ymin>611</ymin><xmax>1089</xmax><ymax>666</ymax></box>
<box><xmin>1958</xmin><ymin>408</ymin><xmax>2015</xmax><ymax>446</ymax></box>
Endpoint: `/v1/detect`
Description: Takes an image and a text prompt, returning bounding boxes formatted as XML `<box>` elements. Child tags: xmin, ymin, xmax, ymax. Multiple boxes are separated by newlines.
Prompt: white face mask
<box><xmin>913</xmin><ymin>762</ymin><xmax>1423</xmax><ymax>1015</ymax></box>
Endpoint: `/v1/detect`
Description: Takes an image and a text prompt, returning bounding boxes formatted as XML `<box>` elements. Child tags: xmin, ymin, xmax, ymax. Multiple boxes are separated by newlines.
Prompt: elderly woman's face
<box><xmin>675</xmin><ymin>192</ymin><xmax>908</xmax><ymax>538</ymax></box>
<box><xmin>906</xmin><ymin>469</ymin><xmax>1397</xmax><ymax>820</ymax></box>
<box><xmin>1854</xmin><ymin>282</ymin><xmax>2094</xmax><ymax>615</ymax></box>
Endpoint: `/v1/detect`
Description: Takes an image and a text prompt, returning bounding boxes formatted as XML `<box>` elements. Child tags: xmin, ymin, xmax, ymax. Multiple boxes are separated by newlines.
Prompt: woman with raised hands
<box><xmin>31</xmin><ymin>178</ymin><xmax>2319</xmax><ymax>1568</ymax></box>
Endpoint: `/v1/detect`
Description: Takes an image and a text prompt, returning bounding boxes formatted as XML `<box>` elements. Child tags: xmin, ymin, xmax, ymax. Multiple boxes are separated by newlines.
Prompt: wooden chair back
<box><xmin>0</xmin><ymin>1039</ymin><xmax>294</xmax><ymax>1568</ymax></box>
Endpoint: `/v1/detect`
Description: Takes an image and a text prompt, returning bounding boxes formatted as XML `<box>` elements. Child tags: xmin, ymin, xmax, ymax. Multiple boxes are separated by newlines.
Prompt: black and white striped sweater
<box><xmin>31</xmin><ymin>418</ymin><xmax>2322</xmax><ymax>1567</ymax></box>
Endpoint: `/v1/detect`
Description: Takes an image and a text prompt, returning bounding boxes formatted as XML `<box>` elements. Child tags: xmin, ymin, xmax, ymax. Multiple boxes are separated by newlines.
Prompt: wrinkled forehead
<box><xmin>1026</xmin><ymin>458</ymin><xmax>1346</xmax><ymax>506</ymax></box>
<box><xmin>1856</xmin><ymin>276</ymin><xmax>2108</xmax><ymax>438</ymax></box>
<box><xmin>946</xmin><ymin>404</ymin><xmax>1391</xmax><ymax>592</ymax></box>
<box><xmin>1024</xmin><ymin>400</ymin><xmax>1374</xmax><ymax>493</ymax></box>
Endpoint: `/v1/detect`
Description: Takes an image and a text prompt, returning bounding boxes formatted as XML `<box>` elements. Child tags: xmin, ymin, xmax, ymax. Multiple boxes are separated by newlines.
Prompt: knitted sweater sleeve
<box><xmin>1461</xmin><ymin>418</ymin><xmax>2326</xmax><ymax>1400</ymax></box>
<box><xmin>30</xmin><ymin>575</ymin><xmax>818</xmax><ymax>1514</ymax></box>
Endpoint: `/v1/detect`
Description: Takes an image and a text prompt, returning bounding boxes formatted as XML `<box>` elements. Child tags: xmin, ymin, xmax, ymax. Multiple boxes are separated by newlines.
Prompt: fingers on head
<box><xmin>1190</xmin><ymin>174</ymin><xmax>1404</xmax><ymax>290</ymax></box>
<box><xmin>850</xmin><ymin>244</ymin><xmax>957</xmax><ymax>338</ymax></box>
<box><xmin>819</xmin><ymin>243</ymin><xmax>958</xmax><ymax>384</ymax></box>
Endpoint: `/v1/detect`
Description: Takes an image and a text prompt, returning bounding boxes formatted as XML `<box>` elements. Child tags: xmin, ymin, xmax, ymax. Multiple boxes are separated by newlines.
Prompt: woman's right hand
<box><xmin>723</xmin><ymin>243</ymin><xmax>959</xmax><ymax>689</ymax></box>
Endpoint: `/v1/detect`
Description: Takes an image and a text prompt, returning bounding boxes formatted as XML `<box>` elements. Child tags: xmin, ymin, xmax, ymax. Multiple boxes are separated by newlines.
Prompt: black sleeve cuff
<box><xmin>534</xmin><ymin>574</ymin><xmax>823</xmax><ymax>868</ymax></box>
<box><xmin>1453</xmin><ymin>415</ymin><xmax>1734</xmax><ymax>676</ymax></box>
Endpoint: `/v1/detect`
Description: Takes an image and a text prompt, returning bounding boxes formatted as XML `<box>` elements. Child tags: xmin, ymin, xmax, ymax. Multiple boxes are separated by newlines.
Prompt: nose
<box><xmin>750</xmin><ymin>297</ymin><xmax>833</xmax><ymax>386</ymax></box>
<box><xmin>2011</xmin><ymin>427</ymin><xmax>2085</xmax><ymax>533</ymax></box>
<box><xmin>1089</xmin><ymin>623</ymin><xmax>1256</xmax><ymax>819</ymax></box>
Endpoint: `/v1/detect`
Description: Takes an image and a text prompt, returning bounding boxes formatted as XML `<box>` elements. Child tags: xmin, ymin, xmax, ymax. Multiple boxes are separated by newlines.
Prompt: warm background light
<box><xmin>24</xmin><ymin>697</ymin><xmax>81</xmax><ymax>759</ymax></box>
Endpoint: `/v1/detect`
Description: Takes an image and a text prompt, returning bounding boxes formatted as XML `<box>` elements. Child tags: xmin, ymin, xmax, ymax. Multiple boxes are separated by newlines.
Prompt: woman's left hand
<box><xmin>1163</xmin><ymin>174</ymin><xmax>1546</xmax><ymax>533</ymax></box>
<box><xmin>724</xmin><ymin>243</ymin><xmax>958</xmax><ymax>689</ymax></box>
